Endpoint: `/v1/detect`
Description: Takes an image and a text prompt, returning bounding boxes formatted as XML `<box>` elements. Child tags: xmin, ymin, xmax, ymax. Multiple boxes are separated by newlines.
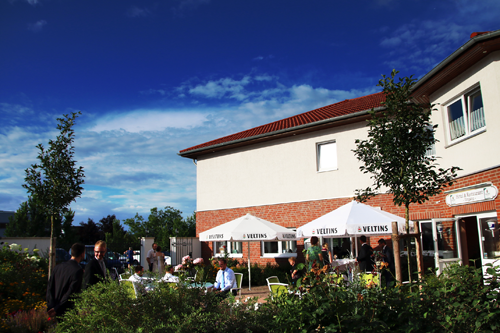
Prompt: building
<box><xmin>179</xmin><ymin>30</ymin><xmax>500</xmax><ymax>274</ymax></box>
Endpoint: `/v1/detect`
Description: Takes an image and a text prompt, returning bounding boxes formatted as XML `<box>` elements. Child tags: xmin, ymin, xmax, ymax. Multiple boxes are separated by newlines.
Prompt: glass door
<box><xmin>431</xmin><ymin>218</ymin><xmax>461</xmax><ymax>275</ymax></box>
<box><xmin>477</xmin><ymin>213</ymin><xmax>500</xmax><ymax>278</ymax></box>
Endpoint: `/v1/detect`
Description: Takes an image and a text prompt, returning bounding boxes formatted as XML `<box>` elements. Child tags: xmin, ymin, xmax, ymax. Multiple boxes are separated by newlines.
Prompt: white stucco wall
<box><xmin>196</xmin><ymin>51</ymin><xmax>500</xmax><ymax>213</ymax></box>
<box><xmin>429</xmin><ymin>51</ymin><xmax>500</xmax><ymax>176</ymax></box>
<box><xmin>196</xmin><ymin>121</ymin><xmax>375</xmax><ymax>212</ymax></box>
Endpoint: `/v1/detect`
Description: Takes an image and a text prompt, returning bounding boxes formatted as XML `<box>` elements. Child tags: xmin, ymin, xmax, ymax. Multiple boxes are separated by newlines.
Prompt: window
<box><xmin>425</xmin><ymin>124</ymin><xmax>436</xmax><ymax>157</ymax></box>
<box><xmin>317</xmin><ymin>141</ymin><xmax>337</xmax><ymax>172</ymax></box>
<box><xmin>446</xmin><ymin>88</ymin><xmax>485</xmax><ymax>142</ymax></box>
<box><xmin>213</xmin><ymin>241</ymin><xmax>243</xmax><ymax>258</ymax></box>
<box><xmin>261</xmin><ymin>228</ymin><xmax>297</xmax><ymax>258</ymax></box>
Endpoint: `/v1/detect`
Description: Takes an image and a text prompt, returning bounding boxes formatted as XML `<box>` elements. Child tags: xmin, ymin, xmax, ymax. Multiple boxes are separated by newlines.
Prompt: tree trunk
<box><xmin>48</xmin><ymin>214</ymin><xmax>56</xmax><ymax>280</ymax></box>
<box><xmin>405</xmin><ymin>205</ymin><xmax>413</xmax><ymax>283</ymax></box>
<box><xmin>392</xmin><ymin>221</ymin><xmax>401</xmax><ymax>285</ymax></box>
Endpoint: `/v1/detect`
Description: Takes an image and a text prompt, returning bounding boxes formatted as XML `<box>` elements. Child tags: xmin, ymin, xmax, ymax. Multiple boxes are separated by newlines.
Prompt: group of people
<box><xmin>46</xmin><ymin>240</ymin><xmax>109</xmax><ymax>319</ymax></box>
<box><xmin>145</xmin><ymin>243</ymin><xmax>166</xmax><ymax>274</ymax></box>
<box><xmin>300</xmin><ymin>235</ymin><xmax>395</xmax><ymax>287</ymax></box>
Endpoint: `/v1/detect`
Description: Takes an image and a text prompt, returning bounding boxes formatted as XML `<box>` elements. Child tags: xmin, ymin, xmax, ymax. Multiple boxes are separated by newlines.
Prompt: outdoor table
<box><xmin>188</xmin><ymin>282</ymin><xmax>214</xmax><ymax>290</ymax></box>
<box><xmin>331</xmin><ymin>258</ymin><xmax>356</xmax><ymax>271</ymax></box>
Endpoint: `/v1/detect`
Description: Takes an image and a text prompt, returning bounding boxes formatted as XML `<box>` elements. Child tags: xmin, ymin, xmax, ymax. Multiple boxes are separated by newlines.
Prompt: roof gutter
<box><xmin>179</xmin><ymin>105</ymin><xmax>386</xmax><ymax>157</ymax></box>
<box><xmin>412</xmin><ymin>30</ymin><xmax>500</xmax><ymax>92</ymax></box>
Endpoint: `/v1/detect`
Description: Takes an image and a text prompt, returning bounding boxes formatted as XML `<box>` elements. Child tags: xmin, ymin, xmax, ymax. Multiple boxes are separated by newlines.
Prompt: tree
<box><xmin>23</xmin><ymin>112</ymin><xmax>85</xmax><ymax>278</ymax></box>
<box><xmin>104</xmin><ymin>218</ymin><xmax>136</xmax><ymax>253</ymax></box>
<box><xmin>6</xmin><ymin>196</ymin><xmax>53</xmax><ymax>237</ymax></box>
<box><xmin>352</xmin><ymin>70</ymin><xmax>460</xmax><ymax>280</ymax></box>
<box><xmin>97</xmin><ymin>214</ymin><xmax>117</xmax><ymax>239</ymax></box>
<box><xmin>124</xmin><ymin>206</ymin><xmax>196</xmax><ymax>252</ymax></box>
<box><xmin>79</xmin><ymin>218</ymin><xmax>101</xmax><ymax>245</ymax></box>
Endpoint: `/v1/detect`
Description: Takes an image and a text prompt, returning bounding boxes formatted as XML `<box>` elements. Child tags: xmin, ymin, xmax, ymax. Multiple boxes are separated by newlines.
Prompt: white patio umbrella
<box><xmin>297</xmin><ymin>201</ymin><xmax>414</xmax><ymax>255</ymax></box>
<box><xmin>199</xmin><ymin>213</ymin><xmax>296</xmax><ymax>290</ymax></box>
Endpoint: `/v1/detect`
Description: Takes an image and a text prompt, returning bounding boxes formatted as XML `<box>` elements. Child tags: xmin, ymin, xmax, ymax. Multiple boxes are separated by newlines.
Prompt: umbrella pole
<box><xmin>248</xmin><ymin>241</ymin><xmax>251</xmax><ymax>290</ymax></box>
<box><xmin>355</xmin><ymin>235</ymin><xmax>358</xmax><ymax>257</ymax></box>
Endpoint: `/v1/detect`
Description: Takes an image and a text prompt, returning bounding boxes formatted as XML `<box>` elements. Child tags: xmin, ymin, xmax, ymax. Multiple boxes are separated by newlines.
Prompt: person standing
<box><xmin>321</xmin><ymin>243</ymin><xmax>332</xmax><ymax>267</ymax></box>
<box><xmin>47</xmin><ymin>243</ymin><xmax>85</xmax><ymax>319</ymax></box>
<box><xmin>153</xmin><ymin>246</ymin><xmax>165</xmax><ymax>274</ymax></box>
<box><xmin>213</xmin><ymin>258</ymin><xmax>237</xmax><ymax>298</ymax></box>
<box><xmin>83</xmin><ymin>240</ymin><xmax>107</xmax><ymax>289</ymax></box>
<box><xmin>356</xmin><ymin>235</ymin><xmax>374</xmax><ymax>272</ymax></box>
<box><xmin>147</xmin><ymin>243</ymin><xmax>157</xmax><ymax>272</ymax></box>
<box><xmin>124</xmin><ymin>247</ymin><xmax>135</xmax><ymax>268</ymax></box>
<box><xmin>306</xmin><ymin>236</ymin><xmax>324</xmax><ymax>270</ymax></box>
<box><xmin>378</xmin><ymin>238</ymin><xmax>395</xmax><ymax>287</ymax></box>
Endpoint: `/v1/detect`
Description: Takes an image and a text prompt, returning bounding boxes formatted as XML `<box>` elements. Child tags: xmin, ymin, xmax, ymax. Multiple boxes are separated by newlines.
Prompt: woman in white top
<box><xmin>153</xmin><ymin>246</ymin><xmax>165</xmax><ymax>274</ymax></box>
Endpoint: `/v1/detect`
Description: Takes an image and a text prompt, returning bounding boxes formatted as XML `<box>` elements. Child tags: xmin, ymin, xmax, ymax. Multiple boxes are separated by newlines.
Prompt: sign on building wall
<box><xmin>446</xmin><ymin>184</ymin><xmax>498</xmax><ymax>206</ymax></box>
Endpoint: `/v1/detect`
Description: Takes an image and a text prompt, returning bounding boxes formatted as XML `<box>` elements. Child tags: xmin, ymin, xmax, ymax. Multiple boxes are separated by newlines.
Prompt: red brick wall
<box><xmin>197</xmin><ymin>167</ymin><xmax>500</xmax><ymax>265</ymax></box>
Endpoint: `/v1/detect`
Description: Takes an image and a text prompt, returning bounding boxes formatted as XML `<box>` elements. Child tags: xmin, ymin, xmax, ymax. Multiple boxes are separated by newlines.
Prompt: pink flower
<box><xmin>193</xmin><ymin>258</ymin><xmax>204</xmax><ymax>265</ymax></box>
<box><xmin>174</xmin><ymin>264</ymin><xmax>184</xmax><ymax>272</ymax></box>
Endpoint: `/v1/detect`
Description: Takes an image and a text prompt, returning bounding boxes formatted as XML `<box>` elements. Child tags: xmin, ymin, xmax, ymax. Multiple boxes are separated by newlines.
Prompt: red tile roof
<box><xmin>180</xmin><ymin>91</ymin><xmax>385</xmax><ymax>154</ymax></box>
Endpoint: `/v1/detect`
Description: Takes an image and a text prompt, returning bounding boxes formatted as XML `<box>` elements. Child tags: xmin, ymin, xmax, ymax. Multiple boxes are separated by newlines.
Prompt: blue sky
<box><xmin>1</xmin><ymin>0</ymin><xmax>499</xmax><ymax>225</ymax></box>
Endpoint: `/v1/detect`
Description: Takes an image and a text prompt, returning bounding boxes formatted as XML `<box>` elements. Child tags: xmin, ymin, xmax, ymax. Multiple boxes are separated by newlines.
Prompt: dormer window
<box><xmin>446</xmin><ymin>88</ymin><xmax>485</xmax><ymax>142</ymax></box>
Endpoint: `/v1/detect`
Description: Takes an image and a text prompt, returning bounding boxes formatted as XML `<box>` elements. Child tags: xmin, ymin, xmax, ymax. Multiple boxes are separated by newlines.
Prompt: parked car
<box><xmin>55</xmin><ymin>248</ymin><xmax>70</xmax><ymax>264</ymax></box>
<box><xmin>80</xmin><ymin>245</ymin><xmax>125</xmax><ymax>275</ymax></box>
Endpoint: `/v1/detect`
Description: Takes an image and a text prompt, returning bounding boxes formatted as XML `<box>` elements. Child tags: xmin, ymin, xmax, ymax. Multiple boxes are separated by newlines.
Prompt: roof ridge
<box><xmin>180</xmin><ymin>91</ymin><xmax>385</xmax><ymax>154</ymax></box>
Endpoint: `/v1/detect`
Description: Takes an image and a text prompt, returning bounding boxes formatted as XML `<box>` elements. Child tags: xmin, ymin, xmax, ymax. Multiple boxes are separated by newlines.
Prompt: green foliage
<box><xmin>22</xmin><ymin>111</ymin><xmax>85</xmax><ymax>273</ymax></box>
<box><xmin>268</xmin><ymin>263</ymin><xmax>500</xmax><ymax>332</ymax></box>
<box><xmin>104</xmin><ymin>217</ymin><xmax>136</xmax><ymax>253</ymax></box>
<box><xmin>124</xmin><ymin>206</ymin><xmax>195</xmax><ymax>251</ymax></box>
<box><xmin>352</xmin><ymin>70</ymin><xmax>460</xmax><ymax>224</ymax></box>
<box><xmin>23</xmin><ymin>111</ymin><xmax>85</xmax><ymax>219</ymax></box>
<box><xmin>56</xmin><ymin>277</ymin><xmax>276</xmax><ymax>332</ymax></box>
<box><xmin>5</xmin><ymin>196</ymin><xmax>51</xmax><ymax>237</ymax></box>
<box><xmin>21</xmin><ymin>261</ymin><xmax>498</xmax><ymax>332</ymax></box>
<box><xmin>0</xmin><ymin>243</ymin><xmax>49</xmax><ymax>331</ymax></box>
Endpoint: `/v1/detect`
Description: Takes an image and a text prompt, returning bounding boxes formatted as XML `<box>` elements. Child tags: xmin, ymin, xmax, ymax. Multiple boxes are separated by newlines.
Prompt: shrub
<box><xmin>56</xmin><ymin>277</ymin><xmax>277</xmax><ymax>332</ymax></box>
<box><xmin>0</xmin><ymin>243</ymin><xmax>49</xmax><ymax>331</ymax></box>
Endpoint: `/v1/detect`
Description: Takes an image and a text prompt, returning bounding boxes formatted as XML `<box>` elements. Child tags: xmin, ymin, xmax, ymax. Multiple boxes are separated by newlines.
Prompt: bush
<box><xmin>0</xmin><ymin>243</ymin><xmax>50</xmax><ymax>332</ymax></box>
<box><xmin>267</xmin><ymin>263</ymin><xmax>500</xmax><ymax>332</ymax></box>
<box><xmin>56</xmin><ymin>277</ymin><xmax>277</xmax><ymax>332</ymax></box>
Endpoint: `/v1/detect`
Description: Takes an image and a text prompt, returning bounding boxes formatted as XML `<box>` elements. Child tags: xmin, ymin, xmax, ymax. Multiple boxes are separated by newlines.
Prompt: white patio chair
<box><xmin>266</xmin><ymin>276</ymin><xmax>280</xmax><ymax>291</ymax></box>
<box><xmin>232</xmin><ymin>272</ymin><xmax>243</xmax><ymax>297</ymax></box>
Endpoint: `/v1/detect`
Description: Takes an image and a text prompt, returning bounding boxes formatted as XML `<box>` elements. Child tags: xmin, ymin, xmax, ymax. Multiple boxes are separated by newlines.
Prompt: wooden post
<box><xmin>391</xmin><ymin>221</ymin><xmax>401</xmax><ymax>285</ymax></box>
<box><xmin>415</xmin><ymin>222</ymin><xmax>424</xmax><ymax>280</ymax></box>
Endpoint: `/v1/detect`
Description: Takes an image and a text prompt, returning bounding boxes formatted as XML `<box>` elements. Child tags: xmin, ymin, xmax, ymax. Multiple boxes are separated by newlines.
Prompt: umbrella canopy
<box><xmin>199</xmin><ymin>213</ymin><xmax>296</xmax><ymax>241</ymax></box>
<box><xmin>199</xmin><ymin>213</ymin><xmax>296</xmax><ymax>290</ymax></box>
<box><xmin>297</xmin><ymin>201</ymin><xmax>413</xmax><ymax>238</ymax></box>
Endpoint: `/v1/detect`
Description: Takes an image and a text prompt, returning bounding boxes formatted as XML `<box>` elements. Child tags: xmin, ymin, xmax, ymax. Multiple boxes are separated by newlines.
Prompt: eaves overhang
<box><xmin>178</xmin><ymin>106</ymin><xmax>385</xmax><ymax>159</ymax></box>
<box><xmin>411</xmin><ymin>30</ymin><xmax>500</xmax><ymax>104</ymax></box>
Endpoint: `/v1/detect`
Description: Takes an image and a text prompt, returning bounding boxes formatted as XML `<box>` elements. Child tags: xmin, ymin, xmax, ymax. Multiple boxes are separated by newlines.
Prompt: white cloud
<box><xmin>27</xmin><ymin>20</ymin><xmax>47</xmax><ymax>33</ymax></box>
<box><xmin>88</xmin><ymin>110</ymin><xmax>209</xmax><ymax>133</ymax></box>
<box><xmin>127</xmin><ymin>6</ymin><xmax>152</xmax><ymax>18</ymax></box>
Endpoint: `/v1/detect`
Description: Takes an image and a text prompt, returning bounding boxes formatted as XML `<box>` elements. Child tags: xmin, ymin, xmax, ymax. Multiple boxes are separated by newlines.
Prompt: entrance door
<box><xmin>476</xmin><ymin>213</ymin><xmax>500</xmax><ymax>278</ymax></box>
<box><xmin>431</xmin><ymin>218</ymin><xmax>462</xmax><ymax>275</ymax></box>
<box><xmin>459</xmin><ymin>216</ymin><xmax>482</xmax><ymax>268</ymax></box>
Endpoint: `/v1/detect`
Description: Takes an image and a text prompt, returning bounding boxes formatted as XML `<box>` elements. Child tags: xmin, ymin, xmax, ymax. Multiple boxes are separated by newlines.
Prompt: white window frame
<box><xmin>212</xmin><ymin>241</ymin><xmax>243</xmax><ymax>258</ymax></box>
<box><xmin>261</xmin><ymin>228</ymin><xmax>298</xmax><ymax>258</ymax></box>
<box><xmin>444</xmin><ymin>86</ymin><xmax>486</xmax><ymax>145</ymax></box>
<box><xmin>316</xmin><ymin>140</ymin><xmax>338</xmax><ymax>172</ymax></box>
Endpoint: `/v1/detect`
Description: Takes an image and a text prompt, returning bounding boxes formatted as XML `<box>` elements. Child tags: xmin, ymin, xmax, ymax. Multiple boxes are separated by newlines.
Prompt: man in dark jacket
<box><xmin>83</xmin><ymin>240</ymin><xmax>107</xmax><ymax>289</ymax></box>
<box><xmin>356</xmin><ymin>235</ymin><xmax>374</xmax><ymax>272</ymax></box>
<box><xmin>378</xmin><ymin>238</ymin><xmax>395</xmax><ymax>287</ymax></box>
<box><xmin>46</xmin><ymin>243</ymin><xmax>85</xmax><ymax>319</ymax></box>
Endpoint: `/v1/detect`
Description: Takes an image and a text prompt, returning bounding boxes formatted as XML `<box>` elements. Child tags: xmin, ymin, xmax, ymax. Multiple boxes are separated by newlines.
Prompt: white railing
<box><xmin>470</xmin><ymin>107</ymin><xmax>485</xmax><ymax>132</ymax></box>
<box><xmin>450</xmin><ymin>117</ymin><xmax>466</xmax><ymax>140</ymax></box>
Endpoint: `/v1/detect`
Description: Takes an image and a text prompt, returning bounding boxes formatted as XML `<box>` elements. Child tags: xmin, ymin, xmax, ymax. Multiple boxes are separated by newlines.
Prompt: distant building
<box><xmin>180</xmin><ymin>30</ymin><xmax>500</xmax><ymax>275</ymax></box>
<box><xmin>0</xmin><ymin>210</ymin><xmax>15</xmax><ymax>238</ymax></box>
